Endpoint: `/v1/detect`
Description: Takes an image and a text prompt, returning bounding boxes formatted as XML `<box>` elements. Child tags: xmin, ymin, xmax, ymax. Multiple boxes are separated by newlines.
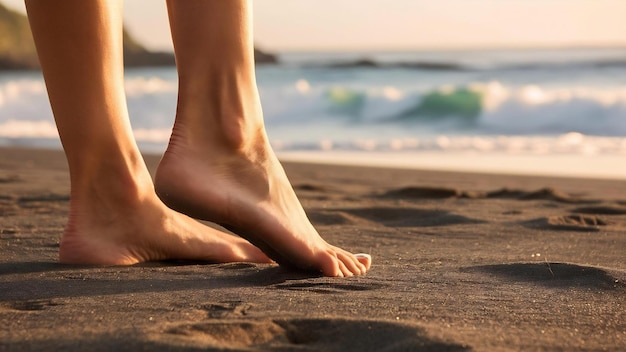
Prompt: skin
<box><xmin>24</xmin><ymin>0</ymin><xmax>270</xmax><ymax>265</ymax></box>
<box><xmin>25</xmin><ymin>0</ymin><xmax>371</xmax><ymax>277</ymax></box>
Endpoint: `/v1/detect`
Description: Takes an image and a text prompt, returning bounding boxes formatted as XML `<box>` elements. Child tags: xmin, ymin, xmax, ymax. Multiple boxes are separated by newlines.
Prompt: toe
<box><xmin>317</xmin><ymin>250</ymin><xmax>341</xmax><ymax>277</ymax></box>
<box><xmin>337</xmin><ymin>250</ymin><xmax>364</xmax><ymax>275</ymax></box>
<box><xmin>355</xmin><ymin>253</ymin><xmax>371</xmax><ymax>272</ymax></box>
<box><xmin>337</xmin><ymin>259</ymin><xmax>353</xmax><ymax>277</ymax></box>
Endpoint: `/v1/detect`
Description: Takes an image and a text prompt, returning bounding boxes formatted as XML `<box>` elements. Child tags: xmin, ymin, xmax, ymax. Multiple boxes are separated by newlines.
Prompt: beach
<box><xmin>0</xmin><ymin>146</ymin><xmax>624</xmax><ymax>351</ymax></box>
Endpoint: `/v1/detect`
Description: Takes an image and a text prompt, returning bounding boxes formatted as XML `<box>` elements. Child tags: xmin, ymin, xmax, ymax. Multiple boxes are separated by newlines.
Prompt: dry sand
<box><xmin>0</xmin><ymin>147</ymin><xmax>624</xmax><ymax>351</ymax></box>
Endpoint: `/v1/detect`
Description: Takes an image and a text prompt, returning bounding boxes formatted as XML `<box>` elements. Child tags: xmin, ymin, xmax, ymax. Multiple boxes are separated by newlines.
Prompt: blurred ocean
<box><xmin>1</xmin><ymin>47</ymin><xmax>625</xmax><ymax>178</ymax></box>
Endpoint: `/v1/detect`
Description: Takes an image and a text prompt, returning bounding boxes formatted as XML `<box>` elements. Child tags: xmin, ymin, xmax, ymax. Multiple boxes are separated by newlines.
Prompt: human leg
<box><xmin>156</xmin><ymin>0</ymin><xmax>371</xmax><ymax>276</ymax></box>
<box><xmin>24</xmin><ymin>0</ymin><xmax>270</xmax><ymax>265</ymax></box>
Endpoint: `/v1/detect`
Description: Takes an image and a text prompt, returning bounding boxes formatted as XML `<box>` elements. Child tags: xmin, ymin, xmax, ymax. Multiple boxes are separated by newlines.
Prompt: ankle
<box><xmin>173</xmin><ymin>69</ymin><xmax>265</xmax><ymax>150</ymax></box>
<box><xmin>68</xmin><ymin>152</ymin><xmax>154</xmax><ymax>206</ymax></box>
<box><xmin>172</xmin><ymin>106</ymin><xmax>266</xmax><ymax>154</ymax></box>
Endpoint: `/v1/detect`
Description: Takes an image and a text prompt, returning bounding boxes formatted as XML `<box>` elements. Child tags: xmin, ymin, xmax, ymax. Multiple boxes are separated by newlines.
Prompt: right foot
<box><xmin>59</xmin><ymin>165</ymin><xmax>271</xmax><ymax>266</ymax></box>
<box><xmin>155</xmin><ymin>124</ymin><xmax>371</xmax><ymax>277</ymax></box>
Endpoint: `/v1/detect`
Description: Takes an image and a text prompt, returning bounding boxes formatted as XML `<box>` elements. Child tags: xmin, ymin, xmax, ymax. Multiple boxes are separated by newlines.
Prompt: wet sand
<box><xmin>1</xmin><ymin>147</ymin><xmax>624</xmax><ymax>351</ymax></box>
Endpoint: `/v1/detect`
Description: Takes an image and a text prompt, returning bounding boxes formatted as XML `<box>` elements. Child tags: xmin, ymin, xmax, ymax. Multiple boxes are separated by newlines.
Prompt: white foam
<box><xmin>124</xmin><ymin>77</ymin><xmax>177</xmax><ymax>97</ymax></box>
<box><xmin>0</xmin><ymin>120</ymin><xmax>173</xmax><ymax>143</ymax></box>
<box><xmin>0</xmin><ymin>120</ymin><xmax>58</xmax><ymax>138</ymax></box>
<box><xmin>270</xmin><ymin>133</ymin><xmax>626</xmax><ymax>156</ymax></box>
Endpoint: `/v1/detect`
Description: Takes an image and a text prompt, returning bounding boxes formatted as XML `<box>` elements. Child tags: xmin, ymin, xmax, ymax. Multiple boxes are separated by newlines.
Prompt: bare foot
<box><xmin>59</xmin><ymin>169</ymin><xmax>271</xmax><ymax>265</ymax></box>
<box><xmin>155</xmin><ymin>125</ymin><xmax>372</xmax><ymax>277</ymax></box>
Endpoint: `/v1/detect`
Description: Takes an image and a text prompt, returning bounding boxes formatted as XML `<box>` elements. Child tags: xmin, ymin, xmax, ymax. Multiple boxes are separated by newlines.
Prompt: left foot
<box><xmin>57</xmin><ymin>151</ymin><xmax>272</xmax><ymax>266</ymax></box>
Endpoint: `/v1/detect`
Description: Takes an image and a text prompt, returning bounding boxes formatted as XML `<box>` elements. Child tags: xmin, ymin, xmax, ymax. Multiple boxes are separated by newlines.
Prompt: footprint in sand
<box><xmin>3</xmin><ymin>299</ymin><xmax>62</xmax><ymax>312</ymax></box>
<box><xmin>0</xmin><ymin>175</ymin><xmax>22</xmax><ymax>183</ymax></box>
<box><xmin>380</xmin><ymin>186</ymin><xmax>462</xmax><ymax>199</ymax></box>
<box><xmin>293</xmin><ymin>183</ymin><xmax>329</xmax><ymax>192</ymax></box>
<box><xmin>274</xmin><ymin>279</ymin><xmax>388</xmax><ymax>294</ymax></box>
<box><xmin>523</xmin><ymin>214</ymin><xmax>608</xmax><ymax>232</ymax></box>
<box><xmin>292</xmin><ymin>184</ymin><xmax>335</xmax><ymax>201</ymax></box>
<box><xmin>18</xmin><ymin>193</ymin><xmax>70</xmax><ymax>203</ymax></box>
<box><xmin>0</xmin><ymin>195</ymin><xmax>19</xmax><ymax>216</ymax></box>
<box><xmin>571</xmin><ymin>205</ymin><xmax>626</xmax><ymax>215</ymax></box>
<box><xmin>200</xmin><ymin>301</ymin><xmax>252</xmax><ymax>319</ymax></box>
<box><xmin>153</xmin><ymin>318</ymin><xmax>469</xmax><ymax>351</ymax></box>
<box><xmin>462</xmin><ymin>263</ymin><xmax>624</xmax><ymax>290</ymax></box>
<box><xmin>341</xmin><ymin>207</ymin><xmax>485</xmax><ymax>227</ymax></box>
<box><xmin>487</xmin><ymin>187</ymin><xmax>597</xmax><ymax>204</ymax></box>
<box><xmin>379</xmin><ymin>186</ymin><xmax>488</xmax><ymax>200</ymax></box>
<box><xmin>306</xmin><ymin>210</ymin><xmax>356</xmax><ymax>226</ymax></box>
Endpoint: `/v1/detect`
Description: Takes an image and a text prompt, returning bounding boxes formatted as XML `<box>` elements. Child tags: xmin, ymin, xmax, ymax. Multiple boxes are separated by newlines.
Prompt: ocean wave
<box><xmin>2</xmin><ymin>74</ymin><xmax>626</xmax><ymax>142</ymax></box>
<box><xmin>2</xmin><ymin>119</ymin><xmax>622</xmax><ymax>157</ymax></box>
<box><xmin>0</xmin><ymin>119</ymin><xmax>175</xmax><ymax>142</ymax></box>
<box><xmin>124</xmin><ymin>77</ymin><xmax>177</xmax><ymax>96</ymax></box>
<box><xmin>0</xmin><ymin>76</ymin><xmax>177</xmax><ymax>104</ymax></box>
<box><xmin>266</xmin><ymin>81</ymin><xmax>626</xmax><ymax>136</ymax></box>
<box><xmin>0</xmin><ymin>119</ymin><xmax>58</xmax><ymax>138</ymax></box>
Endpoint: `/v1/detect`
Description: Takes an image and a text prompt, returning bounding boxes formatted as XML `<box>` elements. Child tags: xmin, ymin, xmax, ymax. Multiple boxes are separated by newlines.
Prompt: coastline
<box><xmin>1</xmin><ymin>146</ymin><xmax>624</xmax><ymax>351</ymax></box>
<box><xmin>278</xmin><ymin>150</ymin><xmax>626</xmax><ymax>181</ymax></box>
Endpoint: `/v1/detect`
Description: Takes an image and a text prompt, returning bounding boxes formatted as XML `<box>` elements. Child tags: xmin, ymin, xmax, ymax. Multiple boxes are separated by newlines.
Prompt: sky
<box><xmin>5</xmin><ymin>0</ymin><xmax>626</xmax><ymax>52</ymax></box>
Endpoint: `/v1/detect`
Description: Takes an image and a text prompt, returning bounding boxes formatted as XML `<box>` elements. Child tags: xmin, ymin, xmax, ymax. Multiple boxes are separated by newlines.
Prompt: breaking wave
<box><xmin>265</xmin><ymin>80</ymin><xmax>626</xmax><ymax>136</ymax></box>
<box><xmin>1</xmin><ymin>72</ymin><xmax>625</xmax><ymax>155</ymax></box>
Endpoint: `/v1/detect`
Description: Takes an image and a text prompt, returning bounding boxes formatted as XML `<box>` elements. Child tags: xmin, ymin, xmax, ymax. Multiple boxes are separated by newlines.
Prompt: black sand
<box><xmin>1</xmin><ymin>147</ymin><xmax>624</xmax><ymax>351</ymax></box>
